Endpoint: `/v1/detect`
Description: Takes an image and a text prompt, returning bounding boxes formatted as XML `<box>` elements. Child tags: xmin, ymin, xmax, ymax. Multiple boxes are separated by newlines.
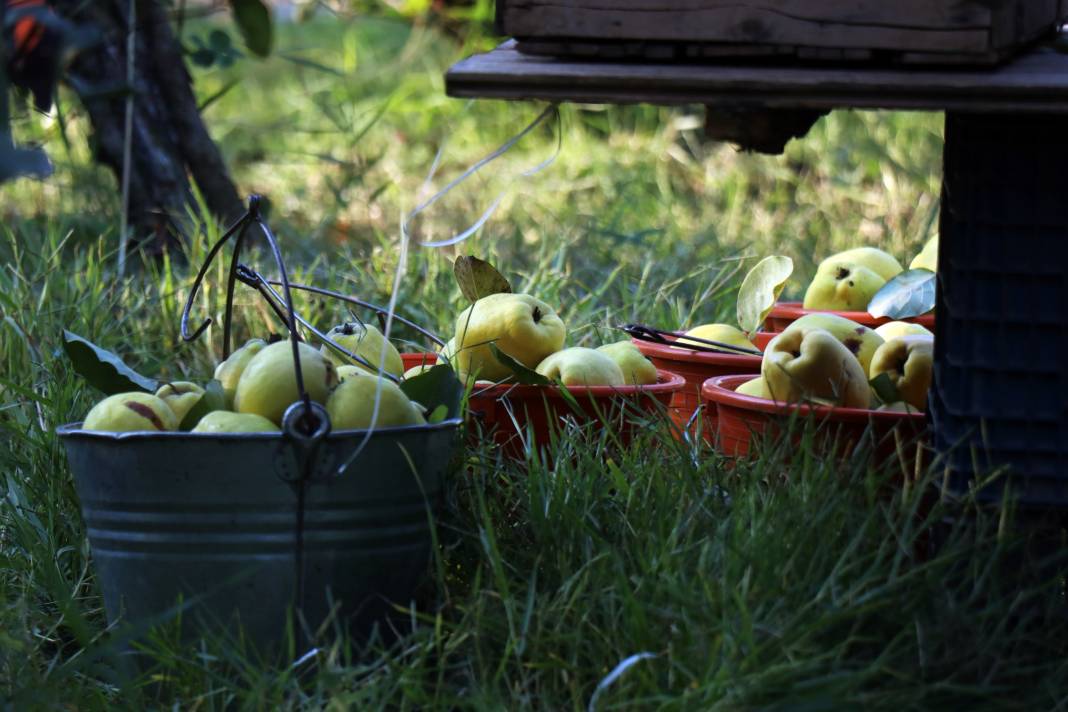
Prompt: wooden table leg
<box><xmin>932</xmin><ymin>112</ymin><xmax>1068</xmax><ymax>508</ymax></box>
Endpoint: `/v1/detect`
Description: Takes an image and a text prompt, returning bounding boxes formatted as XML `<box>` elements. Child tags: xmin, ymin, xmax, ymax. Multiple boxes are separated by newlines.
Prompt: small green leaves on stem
<box><xmin>490</xmin><ymin>345</ymin><xmax>550</xmax><ymax>385</ymax></box>
<box><xmin>229</xmin><ymin>0</ymin><xmax>273</xmax><ymax>58</ymax></box>
<box><xmin>867</xmin><ymin>269</ymin><xmax>936</xmax><ymax>320</ymax></box>
<box><xmin>61</xmin><ymin>330</ymin><xmax>158</xmax><ymax>395</ymax></box>
<box><xmin>737</xmin><ymin>255</ymin><xmax>793</xmax><ymax>335</ymax></box>
<box><xmin>400</xmin><ymin>365</ymin><xmax>464</xmax><ymax>420</ymax></box>
<box><xmin>454</xmin><ymin>256</ymin><xmax>511</xmax><ymax>303</ymax></box>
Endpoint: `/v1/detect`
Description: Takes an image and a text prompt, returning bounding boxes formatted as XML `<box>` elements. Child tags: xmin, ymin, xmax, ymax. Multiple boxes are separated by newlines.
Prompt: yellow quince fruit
<box><xmin>735</xmin><ymin>376</ymin><xmax>770</xmax><ymax>399</ymax></box>
<box><xmin>453</xmin><ymin>293</ymin><xmax>566</xmax><ymax>382</ymax></box>
<box><xmin>596</xmin><ymin>341</ymin><xmax>658</xmax><ymax>385</ymax></box>
<box><xmin>673</xmin><ymin>323</ymin><xmax>756</xmax><ymax>352</ymax></box>
<box><xmin>233</xmin><ymin>341</ymin><xmax>339</xmax><ymax>425</ymax></box>
<box><xmin>869</xmin><ymin>335</ymin><xmax>934</xmax><ymax>411</ymax></box>
<box><xmin>321</xmin><ymin>321</ymin><xmax>404</xmax><ymax>378</ymax></box>
<box><xmin>873</xmin><ymin>321</ymin><xmax>933</xmax><ymax>342</ymax></box>
<box><xmin>326</xmin><ymin>372</ymin><xmax>426</xmax><ymax>430</ymax></box>
<box><xmin>535</xmin><ymin>347</ymin><xmax>625</xmax><ymax>387</ymax></box>
<box><xmin>824</xmin><ymin>247</ymin><xmax>903</xmax><ymax>281</ymax></box>
<box><xmin>214</xmin><ymin>338</ymin><xmax>267</xmax><ymax>406</ymax></box>
<box><xmin>762</xmin><ymin>329</ymin><xmax>870</xmax><ymax>408</ymax></box>
<box><xmin>803</xmin><ymin>260</ymin><xmax>887</xmax><ymax>312</ymax></box>
<box><xmin>154</xmin><ymin>381</ymin><xmax>205</xmax><ymax>424</ymax></box>
<box><xmin>82</xmin><ymin>392</ymin><xmax>179</xmax><ymax>432</ymax></box>
<box><xmin>192</xmin><ymin>411</ymin><xmax>279</xmax><ymax>433</ymax></box>
<box><xmin>782</xmin><ymin>312</ymin><xmax>884</xmax><ymax>374</ymax></box>
<box><xmin>909</xmin><ymin>236</ymin><xmax>938</xmax><ymax>272</ymax></box>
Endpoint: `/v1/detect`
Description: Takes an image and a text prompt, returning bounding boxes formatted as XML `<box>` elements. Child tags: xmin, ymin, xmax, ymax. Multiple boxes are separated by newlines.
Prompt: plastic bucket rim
<box><xmin>701</xmin><ymin>374</ymin><xmax>926</xmax><ymax>424</ymax></box>
<box><xmin>632</xmin><ymin>336</ymin><xmax>768</xmax><ymax>367</ymax></box>
<box><xmin>467</xmin><ymin>369</ymin><xmax>685</xmax><ymax>400</ymax></box>
<box><xmin>767</xmin><ymin>301</ymin><xmax>935</xmax><ymax>326</ymax></box>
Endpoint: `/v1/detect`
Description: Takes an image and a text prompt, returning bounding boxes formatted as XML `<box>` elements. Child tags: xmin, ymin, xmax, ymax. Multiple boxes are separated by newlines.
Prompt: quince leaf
<box><xmin>178</xmin><ymin>380</ymin><xmax>227</xmax><ymax>431</ymax></box>
<box><xmin>229</xmin><ymin>0</ymin><xmax>273</xmax><ymax>57</ymax></box>
<box><xmin>454</xmin><ymin>256</ymin><xmax>512</xmax><ymax>303</ymax></box>
<box><xmin>400</xmin><ymin>365</ymin><xmax>464</xmax><ymax>420</ymax></box>
<box><xmin>62</xmin><ymin>330</ymin><xmax>158</xmax><ymax>395</ymax></box>
<box><xmin>867</xmin><ymin>269</ymin><xmax>936</xmax><ymax>319</ymax></box>
<box><xmin>737</xmin><ymin>256</ymin><xmax>794</xmax><ymax>335</ymax></box>
<box><xmin>869</xmin><ymin>372</ymin><xmax>901</xmax><ymax>407</ymax></box>
<box><xmin>489</xmin><ymin>344</ymin><xmax>551</xmax><ymax>386</ymax></box>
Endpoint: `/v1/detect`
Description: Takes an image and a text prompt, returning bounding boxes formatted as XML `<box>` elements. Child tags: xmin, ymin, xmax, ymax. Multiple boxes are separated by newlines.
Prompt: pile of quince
<box><xmin>802</xmin><ymin>237</ymin><xmax>937</xmax><ymax>311</ymax></box>
<box><xmin>735</xmin><ymin>313</ymin><xmax>934</xmax><ymax>412</ymax></box>
<box><xmin>81</xmin><ymin>325</ymin><xmax>429</xmax><ymax>434</ymax></box>
<box><xmin>407</xmin><ymin>291</ymin><xmax>660</xmax><ymax>389</ymax></box>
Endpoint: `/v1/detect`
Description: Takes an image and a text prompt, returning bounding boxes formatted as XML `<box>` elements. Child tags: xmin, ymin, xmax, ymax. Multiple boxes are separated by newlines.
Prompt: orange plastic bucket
<box><xmin>764</xmin><ymin>302</ymin><xmax>935</xmax><ymax>332</ymax></box>
<box><xmin>401</xmin><ymin>353</ymin><xmax>684</xmax><ymax>456</ymax></box>
<box><xmin>634</xmin><ymin>332</ymin><xmax>775</xmax><ymax>440</ymax></box>
<box><xmin>467</xmin><ymin>370</ymin><xmax>685</xmax><ymax>457</ymax></box>
<box><xmin>401</xmin><ymin>352</ymin><xmax>438</xmax><ymax>371</ymax></box>
<box><xmin>701</xmin><ymin>374</ymin><xmax>928</xmax><ymax>466</ymax></box>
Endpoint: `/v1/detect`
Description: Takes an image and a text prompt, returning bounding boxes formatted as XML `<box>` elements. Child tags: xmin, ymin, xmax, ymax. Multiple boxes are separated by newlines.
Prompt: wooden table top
<box><xmin>446</xmin><ymin>38</ymin><xmax>1068</xmax><ymax>113</ymax></box>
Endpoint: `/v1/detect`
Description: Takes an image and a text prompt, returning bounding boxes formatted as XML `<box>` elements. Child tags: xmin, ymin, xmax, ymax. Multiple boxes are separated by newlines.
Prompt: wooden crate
<box><xmin>497</xmin><ymin>0</ymin><xmax>1068</xmax><ymax>65</ymax></box>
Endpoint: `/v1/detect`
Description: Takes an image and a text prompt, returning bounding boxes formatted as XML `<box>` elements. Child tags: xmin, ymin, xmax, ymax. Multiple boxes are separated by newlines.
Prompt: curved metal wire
<box><xmin>236</xmin><ymin>268</ymin><xmax>403</xmax><ymax>384</ymax></box>
<box><xmin>179</xmin><ymin>196</ymin><xmax>315</xmax><ymax>430</ymax></box>
<box><xmin>617</xmin><ymin>323</ymin><xmax>762</xmax><ymax>356</ymax></box>
<box><xmin>180</xmin><ymin>208</ymin><xmax>254</xmax><ymax>353</ymax></box>
<box><xmin>271</xmin><ymin>281</ymin><xmax>446</xmax><ymax>348</ymax></box>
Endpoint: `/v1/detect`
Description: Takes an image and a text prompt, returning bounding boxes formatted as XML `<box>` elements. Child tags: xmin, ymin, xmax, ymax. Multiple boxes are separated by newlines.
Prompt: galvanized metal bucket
<box><xmin>57</xmin><ymin>418</ymin><xmax>461</xmax><ymax>652</ymax></box>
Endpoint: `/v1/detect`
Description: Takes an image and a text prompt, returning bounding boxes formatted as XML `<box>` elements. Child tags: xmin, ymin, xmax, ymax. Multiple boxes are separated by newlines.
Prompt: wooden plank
<box><xmin>501</xmin><ymin>2</ymin><xmax>995</xmax><ymax>53</ymax></box>
<box><xmin>498</xmin><ymin>0</ymin><xmax>1068</xmax><ymax>61</ymax></box>
<box><xmin>500</xmin><ymin>0</ymin><xmax>997</xmax><ymax>33</ymax></box>
<box><xmin>445</xmin><ymin>39</ymin><xmax>1068</xmax><ymax>113</ymax></box>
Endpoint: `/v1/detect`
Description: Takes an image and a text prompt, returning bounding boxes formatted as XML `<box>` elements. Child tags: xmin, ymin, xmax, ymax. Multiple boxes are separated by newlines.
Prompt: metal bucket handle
<box><xmin>180</xmin><ymin>197</ymin><xmax>446</xmax><ymax>392</ymax></box>
<box><xmin>178</xmin><ymin>196</ymin><xmax>449</xmax><ymax>636</ymax></box>
<box><xmin>180</xmin><ymin>195</ymin><xmax>320</xmax><ymax>436</ymax></box>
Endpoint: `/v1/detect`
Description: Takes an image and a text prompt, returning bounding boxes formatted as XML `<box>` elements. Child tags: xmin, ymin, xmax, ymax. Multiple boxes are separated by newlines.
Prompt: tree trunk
<box><xmin>57</xmin><ymin>0</ymin><xmax>243</xmax><ymax>251</ymax></box>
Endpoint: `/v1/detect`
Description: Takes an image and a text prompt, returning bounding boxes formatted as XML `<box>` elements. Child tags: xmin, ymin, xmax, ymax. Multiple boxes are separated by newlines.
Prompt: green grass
<box><xmin>2</xmin><ymin>11</ymin><xmax>1067</xmax><ymax>710</ymax></box>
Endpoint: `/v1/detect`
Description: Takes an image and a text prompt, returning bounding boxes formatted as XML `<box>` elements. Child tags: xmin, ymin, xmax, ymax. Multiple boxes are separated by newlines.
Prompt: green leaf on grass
<box><xmin>178</xmin><ymin>380</ymin><xmax>227</xmax><ymax>431</ymax></box>
<box><xmin>400</xmin><ymin>365</ymin><xmax>463</xmax><ymax>420</ymax></box>
<box><xmin>62</xmin><ymin>330</ymin><xmax>158</xmax><ymax>395</ymax></box>
<box><xmin>737</xmin><ymin>256</ymin><xmax>794</xmax><ymax>335</ymax></box>
<box><xmin>490</xmin><ymin>344</ymin><xmax>550</xmax><ymax>385</ymax></box>
<box><xmin>454</xmin><ymin>256</ymin><xmax>511</xmax><ymax>302</ymax></box>
<box><xmin>869</xmin><ymin>372</ymin><xmax>901</xmax><ymax>407</ymax></box>
<box><xmin>867</xmin><ymin>269</ymin><xmax>936</xmax><ymax>320</ymax></box>
<box><xmin>229</xmin><ymin>0</ymin><xmax>273</xmax><ymax>57</ymax></box>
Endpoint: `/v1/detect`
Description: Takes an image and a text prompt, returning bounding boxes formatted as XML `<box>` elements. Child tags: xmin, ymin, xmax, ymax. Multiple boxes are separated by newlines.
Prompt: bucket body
<box><xmin>701</xmin><ymin>375</ymin><xmax>928</xmax><ymax>466</ymax></box>
<box><xmin>57</xmin><ymin>419</ymin><xmax>461</xmax><ymax>652</ymax></box>
<box><xmin>467</xmin><ymin>370</ymin><xmax>684</xmax><ymax>457</ymax></box>
<box><xmin>764</xmin><ymin>301</ymin><xmax>935</xmax><ymax>332</ymax></box>
<box><xmin>634</xmin><ymin>332</ymin><xmax>774</xmax><ymax>440</ymax></box>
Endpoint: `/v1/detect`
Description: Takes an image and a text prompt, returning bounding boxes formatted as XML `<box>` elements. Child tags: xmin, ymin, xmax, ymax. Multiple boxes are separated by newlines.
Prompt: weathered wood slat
<box><xmin>501</xmin><ymin>0</ymin><xmax>997</xmax><ymax>32</ymax></box>
<box><xmin>497</xmin><ymin>0</ymin><xmax>1067</xmax><ymax>63</ymax></box>
<box><xmin>445</xmin><ymin>39</ymin><xmax>1068</xmax><ymax>113</ymax></box>
<box><xmin>504</xmin><ymin>4</ymin><xmax>991</xmax><ymax>52</ymax></box>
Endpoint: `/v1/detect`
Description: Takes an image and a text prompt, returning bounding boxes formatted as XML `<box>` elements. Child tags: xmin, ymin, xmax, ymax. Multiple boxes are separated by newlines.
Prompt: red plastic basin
<box><xmin>701</xmin><ymin>374</ymin><xmax>929</xmax><ymax>466</ymax></box>
<box><xmin>634</xmin><ymin>331</ymin><xmax>776</xmax><ymax>440</ymax></box>
<box><xmin>764</xmin><ymin>302</ymin><xmax>935</xmax><ymax>332</ymax></box>
<box><xmin>401</xmin><ymin>352</ymin><xmax>439</xmax><ymax>371</ymax></box>
<box><xmin>468</xmin><ymin>370</ymin><xmax>685</xmax><ymax>457</ymax></box>
<box><xmin>402</xmin><ymin>353</ymin><xmax>684</xmax><ymax>456</ymax></box>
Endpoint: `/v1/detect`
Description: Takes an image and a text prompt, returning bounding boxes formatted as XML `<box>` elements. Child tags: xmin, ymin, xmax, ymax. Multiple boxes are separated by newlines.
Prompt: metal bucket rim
<box><xmin>56</xmin><ymin>417</ymin><xmax>463</xmax><ymax>442</ymax></box>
